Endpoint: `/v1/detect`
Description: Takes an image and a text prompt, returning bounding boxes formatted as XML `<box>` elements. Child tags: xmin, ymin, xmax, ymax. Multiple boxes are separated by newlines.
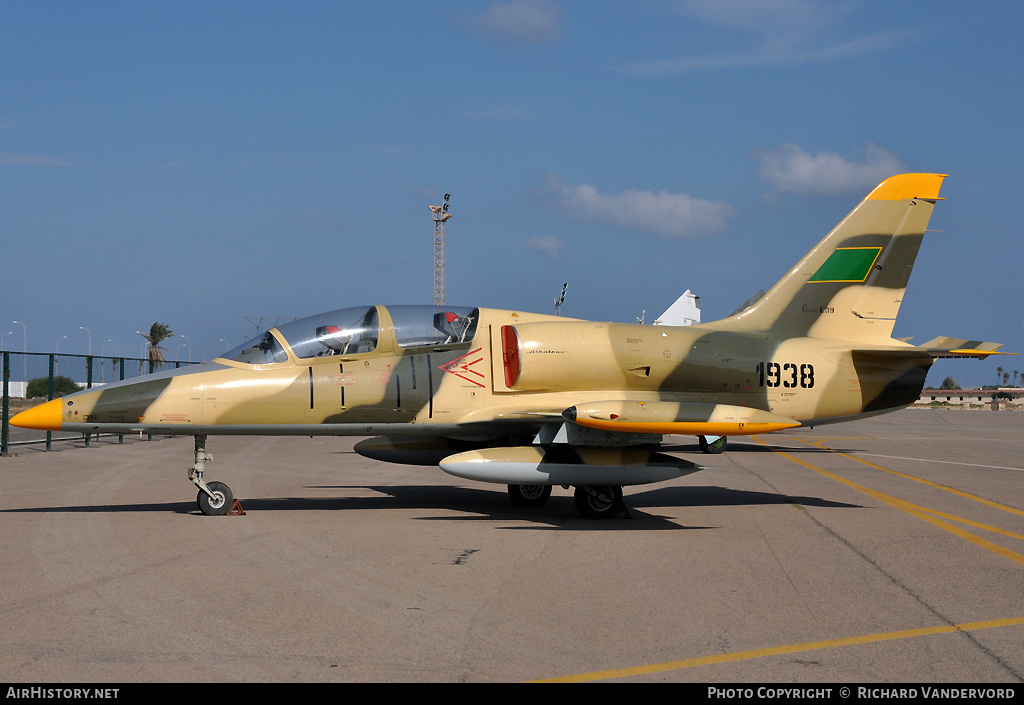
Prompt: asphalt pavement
<box><xmin>1</xmin><ymin>409</ymin><xmax>1022</xmax><ymax>683</ymax></box>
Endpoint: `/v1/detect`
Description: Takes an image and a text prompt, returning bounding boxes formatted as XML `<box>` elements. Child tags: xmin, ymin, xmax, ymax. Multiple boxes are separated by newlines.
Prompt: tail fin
<box><xmin>709</xmin><ymin>173</ymin><xmax>946</xmax><ymax>342</ymax></box>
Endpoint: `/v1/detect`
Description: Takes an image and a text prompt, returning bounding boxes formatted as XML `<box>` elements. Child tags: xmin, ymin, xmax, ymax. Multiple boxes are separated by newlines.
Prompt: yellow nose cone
<box><xmin>10</xmin><ymin>398</ymin><xmax>64</xmax><ymax>431</ymax></box>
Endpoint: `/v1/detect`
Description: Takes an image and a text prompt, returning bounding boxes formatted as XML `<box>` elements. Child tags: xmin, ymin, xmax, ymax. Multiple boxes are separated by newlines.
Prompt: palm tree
<box><xmin>140</xmin><ymin>322</ymin><xmax>174</xmax><ymax>369</ymax></box>
<box><xmin>997</xmin><ymin>366</ymin><xmax>1004</xmax><ymax>387</ymax></box>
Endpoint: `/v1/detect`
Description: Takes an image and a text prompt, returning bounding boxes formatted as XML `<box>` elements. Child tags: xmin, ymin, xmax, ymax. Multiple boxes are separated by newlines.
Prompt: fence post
<box><xmin>1</xmin><ymin>351</ymin><xmax>9</xmax><ymax>456</ymax></box>
<box><xmin>118</xmin><ymin>358</ymin><xmax>125</xmax><ymax>444</ymax></box>
<box><xmin>84</xmin><ymin>356</ymin><xmax>93</xmax><ymax>448</ymax></box>
<box><xmin>46</xmin><ymin>354</ymin><xmax>54</xmax><ymax>451</ymax></box>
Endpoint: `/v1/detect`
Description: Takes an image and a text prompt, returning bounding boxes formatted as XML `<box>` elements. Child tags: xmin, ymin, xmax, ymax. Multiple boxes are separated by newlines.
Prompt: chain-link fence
<box><xmin>1</xmin><ymin>351</ymin><xmax>198</xmax><ymax>454</ymax></box>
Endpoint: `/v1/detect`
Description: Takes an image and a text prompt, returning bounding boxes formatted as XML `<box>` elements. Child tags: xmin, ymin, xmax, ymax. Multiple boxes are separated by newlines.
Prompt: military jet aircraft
<box><xmin>12</xmin><ymin>173</ymin><xmax>1008</xmax><ymax>518</ymax></box>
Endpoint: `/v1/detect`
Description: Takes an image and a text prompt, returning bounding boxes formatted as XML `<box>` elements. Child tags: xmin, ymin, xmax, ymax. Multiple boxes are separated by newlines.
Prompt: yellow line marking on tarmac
<box><xmin>533</xmin><ymin>437</ymin><xmax>1024</xmax><ymax>684</ymax></box>
<box><xmin>911</xmin><ymin>506</ymin><xmax>1024</xmax><ymax>541</ymax></box>
<box><xmin>528</xmin><ymin>616</ymin><xmax>1024</xmax><ymax>683</ymax></box>
<box><xmin>753</xmin><ymin>438</ymin><xmax>1024</xmax><ymax>567</ymax></box>
<box><xmin>798</xmin><ymin>438</ymin><xmax>1024</xmax><ymax>519</ymax></box>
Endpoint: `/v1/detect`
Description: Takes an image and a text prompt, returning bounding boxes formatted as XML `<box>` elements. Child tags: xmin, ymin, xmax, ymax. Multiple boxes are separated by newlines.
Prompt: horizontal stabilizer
<box><xmin>856</xmin><ymin>338</ymin><xmax>1012</xmax><ymax>360</ymax></box>
<box><xmin>563</xmin><ymin>400</ymin><xmax>800</xmax><ymax>436</ymax></box>
<box><xmin>917</xmin><ymin>337</ymin><xmax>1013</xmax><ymax>359</ymax></box>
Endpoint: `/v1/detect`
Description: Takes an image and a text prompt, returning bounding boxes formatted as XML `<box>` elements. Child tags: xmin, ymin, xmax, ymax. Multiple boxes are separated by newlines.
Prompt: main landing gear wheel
<box><xmin>507</xmin><ymin>484</ymin><xmax>553</xmax><ymax>507</ymax></box>
<box><xmin>573</xmin><ymin>485</ymin><xmax>623</xmax><ymax>520</ymax></box>
<box><xmin>197</xmin><ymin>481</ymin><xmax>234</xmax><ymax>516</ymax></box>
<box><xmin>699</xmin><ymin>435</ymin><xmax>728</xmax><ymax>454</ymax></box>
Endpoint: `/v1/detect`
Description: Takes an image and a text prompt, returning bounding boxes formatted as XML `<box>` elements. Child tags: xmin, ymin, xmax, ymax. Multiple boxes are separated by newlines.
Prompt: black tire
<box><xmin>573</xmin><ymin>485</ymin><xmax>623</xmax><ymax>520</ymax></box>
<box><xmin>197</xmin><ymin>481</ymin><xmax>233</xmax><ymax>516</ymax></box>
<box><xmin>699</xmin><ymin>435</ymin><xmax>728</xmax><ymax>454</ymax></box>
<box><xmin>507</xmin><ymin>484</ymin><xmax>553</xmax><ymax>507</ymax></box>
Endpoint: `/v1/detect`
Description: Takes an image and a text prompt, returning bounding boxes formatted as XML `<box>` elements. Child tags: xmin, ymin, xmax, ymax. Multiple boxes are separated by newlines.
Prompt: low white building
<box><xmin>3</xmin><ymin>382</ymin><xmax>27</xmax><ymax>398</ymax></box>
<box><xmin>916</xmin><ymin>388</ymin><xmax>1023</xmax><ymax>409</ymax></box>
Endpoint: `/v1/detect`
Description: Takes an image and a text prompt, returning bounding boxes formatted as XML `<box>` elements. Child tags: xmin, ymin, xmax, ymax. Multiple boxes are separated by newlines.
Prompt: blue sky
<box><xmin>2</xmin><ymin>0</ymin><xmax>1021</xmax><ymax>387</ymax></box>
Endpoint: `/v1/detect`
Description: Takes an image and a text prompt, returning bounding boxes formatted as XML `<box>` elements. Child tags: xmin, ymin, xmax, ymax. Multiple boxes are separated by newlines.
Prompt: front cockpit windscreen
<box><xmin>281</xmin><ymin>306</ymin><xmax>381</xmax><ymax>358</ymax></box>
<box><xmin>222</xmin><ymin>330</ymin><xmax>290</xmax><ymax>365</ymax></box>
<box><xmin>221</xmin><ymin>306</ymin><xmax>379</xmax><ymax>364</ymax></box>
<box><xmin>221</xmin><ymin>305</ymin><xmax>478</xmax><ymax>364</ymax></box>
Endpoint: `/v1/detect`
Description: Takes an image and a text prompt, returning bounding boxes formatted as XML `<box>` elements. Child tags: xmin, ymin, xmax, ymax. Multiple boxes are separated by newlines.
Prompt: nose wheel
<box><xmin>189</xmin><ymin>435</ymin><xmax>242</xmax><ymax>516</ymax></box>
<box><xmin>197</xmin><ymin>481</ymin><xmax>234</xmax><ymax>516</ymax></box>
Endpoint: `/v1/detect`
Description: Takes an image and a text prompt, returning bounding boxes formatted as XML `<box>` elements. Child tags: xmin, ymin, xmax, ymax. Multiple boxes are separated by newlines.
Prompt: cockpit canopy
<box><xmin>223</xmin><ymin>305</ymin><xmax>479</xmax><ymax>365</ymax></box>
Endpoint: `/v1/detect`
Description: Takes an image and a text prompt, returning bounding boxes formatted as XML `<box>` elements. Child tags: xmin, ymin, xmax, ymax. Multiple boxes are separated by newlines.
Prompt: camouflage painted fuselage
<box><xmin>23</xmin><ymin>306</ymin><xmax>929</xmax><ymax>441</ymax></box>
<box><xmin>13</xmin><ymin>173</ymin><xmax>1004</xmax><ymax>449</ymax></box>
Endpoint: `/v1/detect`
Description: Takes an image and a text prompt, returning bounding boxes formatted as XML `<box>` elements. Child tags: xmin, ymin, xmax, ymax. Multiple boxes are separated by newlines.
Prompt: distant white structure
<box><xmin>653</xmin><ymin>290</ymin><xmax>701</xmax><ymax>326</ymax></box>
<box><xmin>5</xmin><ymin>381</ymin><xmax>27</xmax><ymax>398</ymax></box>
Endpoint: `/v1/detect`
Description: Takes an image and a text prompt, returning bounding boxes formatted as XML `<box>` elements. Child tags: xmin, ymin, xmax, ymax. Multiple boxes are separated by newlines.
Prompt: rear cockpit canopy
<box><xmin>388</xmin><ymin>305</ymin><xmax>477</xmax><ymax>349</ymax></box>
<box><xmin>222</xmin><ymin>305</ymin><xmax>478</xmax><ymax>365</ymax></box>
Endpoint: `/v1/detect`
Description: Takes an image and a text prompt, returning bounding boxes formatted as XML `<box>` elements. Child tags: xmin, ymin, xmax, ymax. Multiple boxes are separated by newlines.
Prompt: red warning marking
<box><xmin>438</xmin><ymin>347</ymin><xmax>486</xmax><ymax>387</ymax></box>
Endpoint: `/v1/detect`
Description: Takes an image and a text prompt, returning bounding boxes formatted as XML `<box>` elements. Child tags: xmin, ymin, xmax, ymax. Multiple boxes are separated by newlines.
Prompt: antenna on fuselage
<box><xmin>554</xmin><ymin>282</ymin><xmax>567</xmax><ymax>316</ymax></box>
<box><xmin>429</xmin><ymin>193</ymin><xmax>451</xmax><ymax>305</ymax></box>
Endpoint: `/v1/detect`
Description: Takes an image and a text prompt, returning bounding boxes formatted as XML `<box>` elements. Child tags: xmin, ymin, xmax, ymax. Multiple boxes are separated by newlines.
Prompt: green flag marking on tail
<box><xmin>809</xmin><ymin>247</ymin><xmax>883</xmax><ymax>283</ymax></box>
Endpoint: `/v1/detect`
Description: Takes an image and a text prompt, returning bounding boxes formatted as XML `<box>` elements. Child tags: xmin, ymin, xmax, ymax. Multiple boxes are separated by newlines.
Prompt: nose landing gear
<box><xmin>188</xmin><ymin>435</ymin><xmax>242</xmax><ymax>516</ymax></box>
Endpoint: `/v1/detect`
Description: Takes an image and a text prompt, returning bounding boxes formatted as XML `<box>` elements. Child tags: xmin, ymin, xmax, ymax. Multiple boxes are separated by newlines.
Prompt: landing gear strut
<box><xmin>189</xmin><ymin>435</ymin><xmax>236</xmax><ymax>516</ymax></box>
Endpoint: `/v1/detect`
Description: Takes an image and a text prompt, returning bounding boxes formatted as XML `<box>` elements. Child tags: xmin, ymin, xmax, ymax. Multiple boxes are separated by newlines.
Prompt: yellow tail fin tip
<box><xmin>867</xmin><ymin>173</ymin><xmax>947</xmax><ymax>201</ymax></box>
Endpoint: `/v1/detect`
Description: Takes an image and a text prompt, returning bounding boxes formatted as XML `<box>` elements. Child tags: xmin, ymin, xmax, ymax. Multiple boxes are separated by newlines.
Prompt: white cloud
<box><xmin>615</xmin><ymin>1</ymin><xmax>922</xmax><ymax>76</ymax></box>
<box><xmin>753</xmin><ymin>143</ymin><xmax>909</xmax><ymax>196</ymax></box>
<box><xmin>525</xmin><ymin>236</ymin><xmax>565</xmax><ymax>259</ymax></box>
<box><xmin>618</xmin><ymin>30</ymin><xmax>916</xmax><ymax>75</ymax></box>
<box><xmin>530</xmin><ymin>173</ymin><xmax>735</xmax><ymax>239</ymax></box>
<box><xmin>670</xmin><ymin>0</ymin><xmax>832</xmax><ymax>36</ymax></box>
<box><xmin>463</xmin><ymin>0</ymin><xmax>562</xmax><ymax>45</ymax></box>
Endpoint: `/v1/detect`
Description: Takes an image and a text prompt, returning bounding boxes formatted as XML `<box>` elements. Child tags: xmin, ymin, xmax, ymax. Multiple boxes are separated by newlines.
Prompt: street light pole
<box><xmin>135</xmin><ymin>331</ymin><xmax>147</xmax><ymax>372</ymax></box>
<box><xmin>101</xmin><ymin>339</ymin><xmax>112</xmax><ymax>383</ymax></box>
<box><xmin>79</xmin><ymin>326</ymin><xmax>91</xmax><ymax>356</ymax></box>
<box><xmin>12</xmin><ymin>321</ymin><xmax>27</xmax><ymax>384</ymax></box>
<box><xmin>55</xmin><ymin>335</ymin><xmax>67</xmax><ymax>376</ymax></box>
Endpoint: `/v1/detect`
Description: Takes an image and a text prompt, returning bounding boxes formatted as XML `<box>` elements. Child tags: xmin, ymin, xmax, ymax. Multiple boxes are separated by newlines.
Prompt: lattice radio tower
<box><xmin>428</xmin><ymin>193</ymin><xmax>451</xmax><ymax>305</ymax></box>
